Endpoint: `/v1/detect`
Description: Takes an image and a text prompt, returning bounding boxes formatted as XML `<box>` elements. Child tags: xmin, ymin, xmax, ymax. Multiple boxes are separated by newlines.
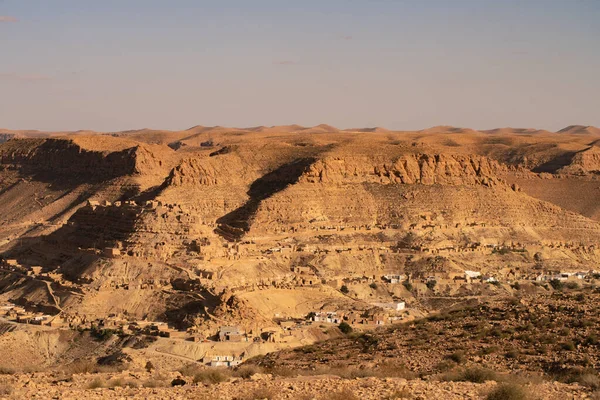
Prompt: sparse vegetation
<box><xmin>338</xmin><ymin>321</ymin><xmax>353</xmax><ymax>334</ymax></box>
<box><xmin>178</xmin><ymin>363</ymin><xmax>203</xmax><ymax>377</ymax></box>
<box><xmin>565</xmin><ymin>281</ymin><xmax>579</xmax><ymax>290</ymax></box>
<box><xmin>486</xmin><ymin>383</ymin><xmax>529</xmax><ymax>400</ymax></box>
<box><xmin>87</xmin><ymin>378</ymin><xmax>105</xmax><ymax>389</ymax></box>
<box><xmin>560</xmin><ymin>341</ymin><xmax>576</xmax><ymax>351</ymax></box>
<box><xmin>446</xmin><ymin>350</ymin><xmax>466</xmax><ymax>364</ymax></box>
<box><xmin>549</xmin><ymin>279</ymin><xmax>564</xmax><ymax>290</ymax></box>
<box><xmin>323</xmin><ymin>388</ymin><xmax>359</xmax><ymax>400</ymax></box>
<box><xmin>443</xmin><ymin>366</ymin><xmax>498</xmax><ymax>383</ymax></box>
<box><xmin>340</xmin><ymin>285</ymin><xmax>349</xmax><ymax>294</ymax></box>
<box><xmin>193</xmin><ymin>368</ymin><xmax>231</xmax><ymax>385</ymax></box>
<box><xmin>233</xmin><ymin>365</ymin><xmax>262</xmax><ymax>379</ymax></box>
<box><xmin>90</xmin><ymin>326</ymin><xmax>118</xmax><ymax>341</ymax></box>
<box><xmin>0</xmin><ymin>366</ymin><xmax>15</xmax><ymax>375</ymax></box>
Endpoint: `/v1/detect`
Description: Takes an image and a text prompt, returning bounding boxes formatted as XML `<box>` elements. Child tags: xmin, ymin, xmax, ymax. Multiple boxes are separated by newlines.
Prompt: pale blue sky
<box><xmin>0</xmin><ymin>0</ymin><xmax>599</xmax><ymax>132</ymax></box>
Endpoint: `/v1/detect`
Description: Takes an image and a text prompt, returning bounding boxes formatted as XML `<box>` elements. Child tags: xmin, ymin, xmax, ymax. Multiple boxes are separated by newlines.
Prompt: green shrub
<box><xmin>505</xmin><ymin>350</ymin><xmax>519</xmax><ymax>359</ymax></box>
<box><xmin>460</xmin><ymin>367</ymin><xmax>498</xmax><ymax>383</ymax></box>
<box><xmin>486</xmin><ymin>383</ymin><xmax>529</xmax><ymax>400</ymax></box>
<box><xmin>554</xmin><ymin>367</ymin><xmax>600</xmax><ymax>389</ymax></box>
<box><xmin>480</xmin><ymin>346</ymin><xmax>499</xmax><ymax>355</ymax></box>
<box><xmin>106</xmin><ymin>378</ymin><xmax>137</xmax><ymax>388</ymax></box>
<box><xmin>0</xmin><ymin>367</ymin><xmax>15</xmax><ymax>375</ymax></box>
<box><xmin>87</xmin><ymin>378</ymin><xmax>105</xmax><ymax>389</ymax></box>
<box><xmin>434</xmin><ymin>360</ymin><xmax>456</xmax><ymax>373</ymax></box>
<box><xmin>90</xmin><ymin>326</ymin><xmax>117</xmax><ymax>341</ymax></box>
<box><xmin>178</xmin><ymin>363</ymin><xmax>203</xmax><ymax>377</ymax></box>
<box><xmin>549</xmin><ymin>279</ymin><xmax>564</xmax><ymax>291</ymax></box>
<box><xmin>233</xmin><ymin>365</ymin><xmax>262</xmax><ymax>379</ymax></box>
<box><xmin>340</xmin><ymin>285</ymin><xmax>349</xmax><ymax>294</ymax></box>
<box><xmin>338</xmin><ymin>322</ymin><xmax>353</xmax><ymax>334</ymax></box>
<box><xmin>402</xmin><ymin>281</ymin><xmax>413</xmax><ymax>291</ymax></box>
<box><xmin>445</xmin><ymin>367</ymin><xmax>498</xmax><ymax>383</ymax></box>
<box><xmin>565</xmin><ymin>281</ymin><xmax>579</xmax><ymax>290</ymax></box>
<box><xmin>585</xmin><ymin>333</ymin><xmax>599</xmax><ymax>346</ymax></box>
<box><xmin>560</xmin><ymin>341</ymin><xmax>576</xmax><ymax>351</ymax></box>
<box><xmin>446</xmin><ymin>351</ymin><xmax>466</xmax><ymax>364</ymax></box>
<box><xmin>193</xmin><ymin>369</ymin><xmax>230</xmax><ymax>385</ymax></box>
<box><xmin>578</xmin><ymin>373</ymin><xmax>600</xmax><ymax>390</ymax></box>
<box><xmin>142</xmin><ymin>379</ymin><xmax>169</xmax><ymax>388</ymax></box>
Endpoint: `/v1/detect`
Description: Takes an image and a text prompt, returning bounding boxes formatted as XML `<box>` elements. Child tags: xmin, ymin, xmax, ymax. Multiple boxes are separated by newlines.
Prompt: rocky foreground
<box><xmin>0</xmin><ymin>372</ymin><xmax>595</xmax><ymax>400</ymax></box>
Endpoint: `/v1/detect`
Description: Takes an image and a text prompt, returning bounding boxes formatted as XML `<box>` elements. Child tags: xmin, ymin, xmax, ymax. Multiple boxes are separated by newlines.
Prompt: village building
<box><xmin>262</xmin><ymin>330</ymin><xmax>281</xmax><ymax>343</ymax></box>
<box><xmin>481</xmin><ymin>275</ymin><xmax>498</xmax><ymax>283</ymax></box>
<box><xmin>103</xmin><ymin>247</ymin><xmax>121</xmax><ymax>258</ymax></box>
<box><xmin>312</xmin><ymin>312</ymin><xmax>343</xmax><ymax>324</ymax></box>
<box><xmin>382</xmin><ymin>274</ymin><xmax>406</xmax><ymax>284</ymax></box>
<box><xmin>464</xmin><ymin>270</ymin><xmax>481</xmax><ymax>282</ymax></box>
<box><xmin>45</xmin><ymin>315</ymin><xmax>67</xmax><ymax>327</ymax></box>
<box><xmin>218</xmin><ymin>326</ymin><xmax>245</xmax><ymax>342</ymax></box>
<box><xmin>371</xmin><ymin>301</ymin><xmax>406</xmax><ymax>311</ymax></box>
<box><xmin>202</xmin><ymin>354</ymin><xmax>243</xmax><ymax>367</ymax></box>
<box><xmin>292</xmin><ymin>266</ymin><xmax>313</xmax><ymax>275</ymax></box>
<box><xmin>279</xmin><ymin>320</ymin><xmax>296</xmax><ymax>330</ymax></box>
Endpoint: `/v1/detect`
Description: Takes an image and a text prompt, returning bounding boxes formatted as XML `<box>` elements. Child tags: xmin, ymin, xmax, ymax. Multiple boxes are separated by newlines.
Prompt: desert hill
<box><xmin>1</xmin><ymin>124</ymin><xmax>600</xmax><ymax>395</ymax></box>
<box><xmin>557</xmin><ymin>125</ymin><xmax>600</xmax><ymax>135</ymax></box>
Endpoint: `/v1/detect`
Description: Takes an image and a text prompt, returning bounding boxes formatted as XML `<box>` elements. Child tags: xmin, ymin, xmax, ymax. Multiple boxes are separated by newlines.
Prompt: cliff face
<box><xmin>559</xmin><ymin>146</ymin><xmax>600</xmax><ymax>175</ymax></box>
<box><xmin>166</xmin><ymin>157</ymin><xmax>241</xmax><ymax>186</ymax></box>
<box><xmin>0</xmin><ymin>138</ymin><xmax>163</xmax><ymax>181</ymax></box>
<box><xmin>167</xmin><ymin>153</ymin><xmax>506</xmax><ymax>189</ymax></box>
<box><xmin>300</xmin><ymin>154</ymin><xmax>506</xmax><ymax>185</ymax></box>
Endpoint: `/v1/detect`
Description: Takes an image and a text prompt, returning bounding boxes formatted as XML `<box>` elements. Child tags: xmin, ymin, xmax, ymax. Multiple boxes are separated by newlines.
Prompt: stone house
<box><xmin>218</xmin><ymin>326</ymin><xmax>245</xmax><ymax>342</ymax></box>
<box><xmin>382</xmin><ymin>274</ymin><xmax>406</xmax><ymax>284</ymax></box>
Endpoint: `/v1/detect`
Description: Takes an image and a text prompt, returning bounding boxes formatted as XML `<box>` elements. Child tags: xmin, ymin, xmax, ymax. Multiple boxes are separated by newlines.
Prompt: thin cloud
<box><xmin>273</xmin><ymin>60</ymin><xmax>298</xmax><ymax>66</ymax></box>
<box><xmin>0</xmin><ymin>16</ymin><xmax>18</xmax><ymax>23</ymax></box>
<box><xmin>342</xmin><ymin>35</ymin><xmax>353</xmax><ymax>40</ymax></box>
<box><xmin>0</xmin><ymin>73</ymin><xmax>52</xmax><ymax>82</ymax></box>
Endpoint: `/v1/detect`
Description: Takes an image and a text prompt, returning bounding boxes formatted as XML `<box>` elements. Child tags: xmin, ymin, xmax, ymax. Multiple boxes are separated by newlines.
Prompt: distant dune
<box><xmin>2</xmin><ymin>124</ymin><xmax>600</xmax><ymax>143</ymax></box>
<box><xmin>419</xmin><ymin>126</ymin><xmax>480</xmax><ymax>135</ymax></box>
<box><xmin>557</xmin><ymin>125</ymin><xmax>600</xmax><ymax>135</ymax></box>
<box><xmin>480</xmin><ymin>127</ymin><xmax>557</xmax><ymax>135</ymax></box>
<box><xmin>245</xmin><ymin>125</ymin><xmax>307</xmax><ymax>133</ymax></box>
<box><xmin>345</xmin><ymin>127</ymin><xmax>391</xmax><ymax>133</ymax></box>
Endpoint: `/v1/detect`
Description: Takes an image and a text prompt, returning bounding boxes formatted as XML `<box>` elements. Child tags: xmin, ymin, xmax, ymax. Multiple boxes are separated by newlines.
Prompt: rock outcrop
<box><xmin>558</xmin><ymin>146</ymin><xmax>600</xmax><ymax>175</ymax></box>
<box><xmin>0</xmin><ymin>138</ymin><xmax>164</xmax><ymax>181</ymax></box>
<box><xmin>300</xmin><ymin>154</ymin><xmax>506</xmax><ymax>185</ymax></box>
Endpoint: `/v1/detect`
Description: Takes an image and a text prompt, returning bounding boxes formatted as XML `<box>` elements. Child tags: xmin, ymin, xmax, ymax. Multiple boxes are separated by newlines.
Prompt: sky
<box><xmin>0</xmin><ymin>0</ymin><xmax>599</xmax><ymax>132</ymax></box>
